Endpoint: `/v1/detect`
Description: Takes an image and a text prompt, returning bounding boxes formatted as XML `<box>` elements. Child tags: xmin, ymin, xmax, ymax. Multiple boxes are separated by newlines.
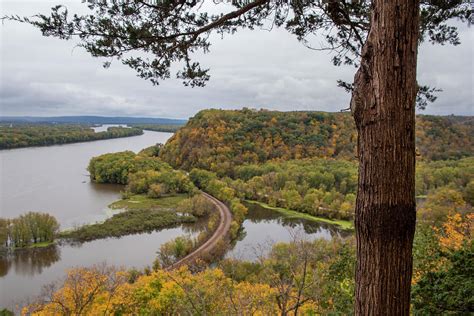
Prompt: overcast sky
<box><xmin>1</xmin><ymin>0</ymin><xmax>473</xmax><ymax>120</ymax></box>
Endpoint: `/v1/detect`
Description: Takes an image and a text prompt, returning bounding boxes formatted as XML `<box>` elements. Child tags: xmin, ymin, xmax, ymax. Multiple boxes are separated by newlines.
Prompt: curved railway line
<box><xmin>165</xmin><ymin>192</ymin><xmax>232</xmax><ymax>270</ymax></box>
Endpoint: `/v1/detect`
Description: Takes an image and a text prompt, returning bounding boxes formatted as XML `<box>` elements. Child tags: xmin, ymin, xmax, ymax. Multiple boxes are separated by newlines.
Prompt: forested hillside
<box><xmin>10</xmin><ymin>111</ymin><xmax>473</xmax><ymax>315</ymax></box>
<box><xmin>160</xmin><ymin>109</ymin><xmax>473</xmax><ymax>176</ymax></box>
<box><xmin>416</xmin><ymin>115</ymin><xmax>473</xmax><ymax>160</ymax></box>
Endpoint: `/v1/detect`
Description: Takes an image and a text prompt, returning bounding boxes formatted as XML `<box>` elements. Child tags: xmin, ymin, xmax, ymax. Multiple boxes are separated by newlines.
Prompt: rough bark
<box><xmin>351</xmin><ymin>1</ymin><xmax>420</xmax><ymax>315</ymax></box>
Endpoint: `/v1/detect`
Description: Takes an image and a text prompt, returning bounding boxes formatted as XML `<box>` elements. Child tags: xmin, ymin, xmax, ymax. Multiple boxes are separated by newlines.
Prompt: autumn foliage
<box><xmin>160</xmin><ymin>109</ymin><xmax>473</xmax><ymax>176</ymax></box>
<box><xmin>24</xmin><ymin>238</ymin><xmax>356</xmax><ymax>315</ymax></box>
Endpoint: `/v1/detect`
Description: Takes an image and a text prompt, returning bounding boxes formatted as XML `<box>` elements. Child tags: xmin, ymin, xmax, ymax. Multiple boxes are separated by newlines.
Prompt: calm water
<box><xmin>227</xmin><ymin>202</ymin><xmax>349</xmax><ymax>261</ymax></box>
<box><xmin>0</xmin><ymin>228</ymin><xmax>197</xmax><ymax>310</ymax></box>
<box><xmin>0</xmin><ymin>130</ymin><xmax>169</xmax><ymax>228</ymax></box>
<box><xmin>92</xmin><ymin>124</ymin><xmax>127</xmax><ymax>132</ymax></box>
<box><xmin>0</xmin><ymin>129</ymin><xmax>348</xmax><ymax>311</ymax></box>
<box><xmin>0</xmin><ymin>130</ymin><xmax>189</xmax><ymax>310</ymax></box>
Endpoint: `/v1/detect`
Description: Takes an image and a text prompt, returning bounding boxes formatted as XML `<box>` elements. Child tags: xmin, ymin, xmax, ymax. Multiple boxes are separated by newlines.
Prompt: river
<box><xmin>0</xmin><ymin>130</ymin><xmax>195</xmax><ymax>310</ymax></box>
<box><xmin>0</xmin><ymin>130</ymin><xmax>170</xmax><ymax>228</ymax></box>
<box><xmin>227</xmin><ymin>202</ymin><xmax>349</xmax><ymax>261</ymax></box>
<box><xmin>0</xmin><ymin>129</ymin><xmax>346</xmax><ymax>311</ymax></box>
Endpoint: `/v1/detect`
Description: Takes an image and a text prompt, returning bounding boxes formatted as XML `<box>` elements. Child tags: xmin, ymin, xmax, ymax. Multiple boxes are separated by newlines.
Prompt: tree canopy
<box><xmin>160</xmin><ymin>109</ymin><xmax>473</xmax><ymax>176</ymax></box>
<box><xmin>5</xmin><ymin>1</ymin><xmax>469</xmax><ymax>103</ymax></box>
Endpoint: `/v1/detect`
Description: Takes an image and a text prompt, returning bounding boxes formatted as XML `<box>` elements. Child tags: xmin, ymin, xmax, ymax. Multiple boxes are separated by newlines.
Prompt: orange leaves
<box><xmin>437</xmin><ymin>213</ymin><xmax>473</xmax><ymax>252</ymax></box>
<box><xmin>25</xmin><ymin>265</ymin><xmax>281</xmax><ymax>315</ymax></box>
<box><xmin>161</xmin><ymin>110</ymin><xmax>472</xmax><ymax>177</ymax></box>
<box><xmin>412</xmin><ymin>212</ymin><xmax>473</xmax><ymax>287</ymax></box>
<box><xmin>159</xmin><ymin>109</ymin><xmax>361</xmax><ymax>175</ymax></box>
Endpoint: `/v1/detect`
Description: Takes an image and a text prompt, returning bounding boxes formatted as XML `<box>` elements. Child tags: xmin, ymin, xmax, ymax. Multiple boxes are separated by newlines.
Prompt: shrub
<box><xmin>148</xmin><ymin>183</ymin><xmax>167</xmax><ymax>198</ymax></box>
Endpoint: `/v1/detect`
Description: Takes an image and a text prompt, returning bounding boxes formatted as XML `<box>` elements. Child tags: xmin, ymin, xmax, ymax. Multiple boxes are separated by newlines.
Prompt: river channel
<box><xmin>0</xmin><ymin>128</ymin><xmax>347</xmax><ymax>311</ymax></box>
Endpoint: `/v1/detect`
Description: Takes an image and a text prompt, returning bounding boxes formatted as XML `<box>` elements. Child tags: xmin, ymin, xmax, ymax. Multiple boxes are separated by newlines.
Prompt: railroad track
<box><xmin>165</xmin><ymin>192</ymin><xmax>232</xmax><ymax>270</ymax></box>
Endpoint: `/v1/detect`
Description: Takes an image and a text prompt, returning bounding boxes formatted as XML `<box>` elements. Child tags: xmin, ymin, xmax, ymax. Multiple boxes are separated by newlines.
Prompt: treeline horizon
<box><xmin>0</xmin><ymin>124</ymin><xmax>145</xmax><ymax>149</ymax></box>
<box><xmin>0</xmin><ymin>115</ymin><xmax>187</xmax><ymax>125</ymax></box>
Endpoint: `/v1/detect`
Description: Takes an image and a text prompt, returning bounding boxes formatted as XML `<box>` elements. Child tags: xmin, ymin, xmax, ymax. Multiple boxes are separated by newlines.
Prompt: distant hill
<box><xmin>0</xmin><ymin>116</ymin><xmax>187</xmax><ymax>125</ymax></box>
<box><xmin>160</xmin><ymin>109</ymin><xmax>473</xmax><ymax>176</ymax></box>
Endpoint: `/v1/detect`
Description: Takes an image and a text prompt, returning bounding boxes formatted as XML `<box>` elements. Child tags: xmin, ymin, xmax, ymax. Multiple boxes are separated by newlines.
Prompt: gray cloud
<box><xmin>1</xmin><ymin>0</ymin><xmax>472</xmax><ymax>119</ymax></box>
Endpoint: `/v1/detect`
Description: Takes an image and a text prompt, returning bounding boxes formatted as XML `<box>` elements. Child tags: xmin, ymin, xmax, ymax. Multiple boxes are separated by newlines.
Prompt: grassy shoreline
<box><xmin>109</xmin><ymin>194</ymin><xmax>188</xmax><ymax>211</ymax></box>
<box><xmin>60</xmin><ymin>195</ymin><xmax>194</xmax><ymax>242</ymax></box>
<box><xmin>25</xmin><ymin>241</ymin><xmax>56</xmax><ymax>249</ymax></box>
<box><xmin>3</xmin><ymin>195</ymin><xmax>195</xmax><ymax>251</ymax></box>
<box><xmin>5</xmin><ymin>241</ymin><xmax>56</xmax><ymax>252</ymax></box>
<box><xmin>245</xmin><ymin>200</ymin><xmax>354</xmax><ymax>230</ymax></box>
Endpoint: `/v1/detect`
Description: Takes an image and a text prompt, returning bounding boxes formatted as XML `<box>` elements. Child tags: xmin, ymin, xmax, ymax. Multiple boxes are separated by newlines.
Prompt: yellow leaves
<box><xmin>437</xmin><ymin>213</ymin><xmax>473</xmax><ymax>252</ymax></box>
<box><xmin>418</xmin><ymin>187</ymin><xmax>468</xmax><ymax>224</ymax></box>
<box><xmin>412</xmin><ymin>254</ymin><xmax>447</xmax><ymax>285</ymax></box>
<box><xmin>148</xmin><ymin>278</ymin><xmax>184</xmax><ymax>313</ymax></box>
<box><xmin>340</xmin><ymin>202</ymin><xmax>354</xmax><ymax>217</ymax></box>
<box><xmin>327</xmin><ymin>297</ymin><xmax>334</xmax><ymax>308</ymax></box>
<box><xmin>24</xmin><ymin>264</ymin><xmax>316</xmax><ymax>315</ymax></box>
<box><xmin>412</xmin><ymin>271</ymin><xmax>422</xmax><ymax>285</ymax></box>
<box><xmin>412</xmin><ymin>213</ymin><xmax>473</xmax><ymax>286</ymax></box>
<box><xmin>233</xmin><ymin>282</ymin><xmax>278</xmax><ymax>314</ymax></box>
<box><xmin>294</xmin><ymin>144</ymin><xmax>304</xmax><ymax>160</ymax></box>
<box><xmin>299</xmin><ymin>300</ymin><xmax>319</xmax><ymax>314</ymax></box>
<box><xmin>24</xmin><ymin>265</ymin><xmax>130</xmax><ymax>316</ymax></box>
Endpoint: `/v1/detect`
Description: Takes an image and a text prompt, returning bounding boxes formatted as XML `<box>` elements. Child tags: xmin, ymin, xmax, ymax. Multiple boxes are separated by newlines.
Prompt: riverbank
<box><xmin>0</xmin><ymin>124</ymin><xmax>144</xmax><ymax>150</ymax></box>
<box><xmin>109</xmin><ymin>194</ymin><xmax>187</xmax><ymax>210</ymax></box>
<box><xmin>245</xmin><ymin>200</ymin><xmax>354</xmax><ymax>230</ymax></box>
<box><xmin>0</xmin><ymin>241</ymin><xmax>56</xmax><ymax>255</ymax></box>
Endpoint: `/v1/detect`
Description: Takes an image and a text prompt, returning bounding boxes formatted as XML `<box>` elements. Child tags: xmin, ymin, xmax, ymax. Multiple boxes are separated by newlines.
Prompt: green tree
<box><xmin>418</xmin><ymin>187</ymin><xmax>467</xmax><ymax>224</ymax></box>
<box><xmin>189</xmin><ymin>194</ymin><xmax>216</xmax><ymax>217</ymax></box>
<box><xmin>465</xmin><ymin>180</ymin><xmax>474</xmax><ymax>206</ymax></box>
<box><xmin>4</xmin><ymin>212</ymin><xmax>59</xmax><ymax>248</ymax></box>
<box><xmin>282</xmin><ymin>189</ymin><xmax>302</xmax><ymax>210</ymax></box>
<box><xmin>10</xmin><ymin>1</ymin><xmax>470</xmax><ymax>313</ymax></box>
<box><xmin>37</xmin><ymin>212</ymin><xmax>60</xmax><ymax>242</ymax></box>
<box><xmin>148</xmin><ymin>183</ymin><xmax>166</xmax><ymax>198</ymax></box>
<box><xmin>11</xmin><ymin>216</ymin><xmax>31</xmax><ymax>248</ymax></box>
<box><xmin>412</xmin><ymin>241</ymin><xmax>474</xmax><ymax>314</ymax></box>
<box><xmin>0</xmin><ymin>218</ymin><xmax>9</xmax><ymax>247</ymax></box>
<box><xmin>0</xmin><ymin>309</ymin><xmax>14</xmax><ymax>316</ymax></box>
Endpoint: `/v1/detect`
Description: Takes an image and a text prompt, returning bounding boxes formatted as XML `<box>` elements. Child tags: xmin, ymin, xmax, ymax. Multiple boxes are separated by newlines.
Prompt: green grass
<box><xmin>26</xmin><ymin>241</ymin><xmax>55</xmax><ymax>249</ymax></box>
<box><xmin>8</xmin><ymin>241</ymin><xmax>56</xmax><ymax>250</ymax></box>
<box><xmin>109</xmin><ymin>194</ymin><xmax>188</xmax><ymax>210</ymax></box>
<box><xmin>246</xmin><ymin>200</ymin><xmax>354</xmax><ymax>230</ymax></box>
<box><xmin>61</xmin><ymin>194</ymin><xmax>193</xmax><ymax>242</ymax></box>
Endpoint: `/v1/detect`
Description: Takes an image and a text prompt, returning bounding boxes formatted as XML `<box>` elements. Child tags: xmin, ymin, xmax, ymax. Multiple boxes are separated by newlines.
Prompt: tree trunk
<box><xmin>351</xmin><ymin>1</ymin><xmax>419</xmax><ymax>315</ymax></box>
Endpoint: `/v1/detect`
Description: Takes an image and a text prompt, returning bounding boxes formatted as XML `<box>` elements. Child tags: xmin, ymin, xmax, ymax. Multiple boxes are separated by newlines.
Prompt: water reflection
<box><xmin>244</xmin><ymin>202</ymin><xmax>351</xmax><ymax>238</ymax></box>
<box><xmin>0</xmin><ymin>131</ymin><xmax>176</xmax><ymax>310</ymax></box>
<box><xmin>0</xmin><ymin>227</ymin><xmax>199</xmax><ymax>311</ymax></box>
<box><xmin>182</xmin><ymin>215</ymin><xmax>210</xmax><ymax>234</ymax></box>
<box><xmin>0</xmin><ymin>130</ymin><xmax>172</xmax><ymax>225</ymax></box>
<box><xmin>227</xmin><ymin>202</ymin><xmax>352</xmax><ymax>261</ymax></box>
<box><xmin>92</xmin><ymin>124</ymin><xmax>127</xmax><ymax>133</ymax></box>
<box><xmin>0</xmin><ymin>245</ymin><xmax>60</xmax><ymax>277</ymax></box>
<box><xmin>89</xmin><ymin>182</ymin><xmax>124</xmax><ymax>194</ymax></box>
